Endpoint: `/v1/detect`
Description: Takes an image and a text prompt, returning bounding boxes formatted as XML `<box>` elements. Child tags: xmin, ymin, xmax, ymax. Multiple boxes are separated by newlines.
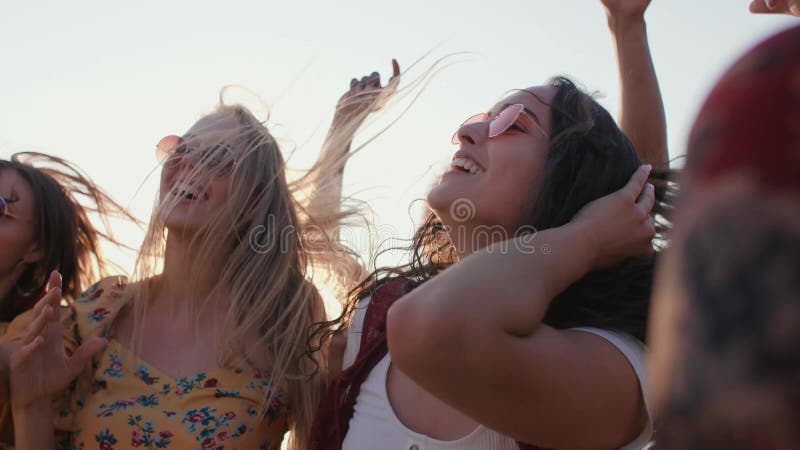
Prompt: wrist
<box><xmin>606</xmin><ymin>12</ymin><xmax>646</xmax><ymax>36</ymax></box>
<box><xmin>11</xmin><ymin>396</ymin><xmax>50</xmax><ymax>416</ymax></box>
<box><xmin>563</xmin><ymin>221</ymin><xmax>601</xmax><ymax>273</ymax></box>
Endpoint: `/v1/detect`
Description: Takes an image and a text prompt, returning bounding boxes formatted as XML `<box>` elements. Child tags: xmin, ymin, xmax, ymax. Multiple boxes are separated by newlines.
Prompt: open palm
<box><xmin>9</xmin><ymin>272</ymin><xmax>106</xmax><ymax>408</ymax></box>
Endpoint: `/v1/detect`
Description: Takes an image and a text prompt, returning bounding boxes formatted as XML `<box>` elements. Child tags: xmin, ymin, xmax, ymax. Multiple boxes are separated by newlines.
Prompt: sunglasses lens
<box><xmin>202</xmin><ymin>145</ymin><xmax>235</xmax><ymax>174</ymax></box>
<box><xmin>452</xmin><ymin>113</ymin><xmax>489</xmax><ymax>145</ymax></box>
<box><xmin>157</xmin><ymin>135</ymin><xmax>184</xmax><ymax>166</ymax></box>
<box><xmin>488</xmin><ymin>104</ymin><xmax>524</xmax><ymax>138</ymax></box>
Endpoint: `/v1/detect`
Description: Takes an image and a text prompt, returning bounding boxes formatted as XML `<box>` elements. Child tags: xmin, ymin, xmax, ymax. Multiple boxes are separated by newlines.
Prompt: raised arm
<box><xmin>602</xmin><ymin>0</ymin><xmax>669</xmax><ymax>168</ymax></box>
<box><xmin>304</xmin><ymin>60</ymin><xmax>400</xmax><ymax>222</ymax></box>
<box><xmin>388</xmin><ymin>166</ymin><xmax>655</xmax><ymax>449</ymax></box>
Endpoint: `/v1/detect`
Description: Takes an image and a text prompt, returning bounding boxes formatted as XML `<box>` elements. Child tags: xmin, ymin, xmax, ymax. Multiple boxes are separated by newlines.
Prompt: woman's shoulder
<box><xmin>0</xmin><ymin>277</ymin><xmax>126</xmax><ymax>345</ymax></box>
<box><xmin>71</xmin><ymin>275</ymin><xmax>130</xmax><ymax>339</ymax></box>
<box><xmin>74</xmin><ymin>276</ymin><xmax>128</xmax><ymax>306</ymax></box>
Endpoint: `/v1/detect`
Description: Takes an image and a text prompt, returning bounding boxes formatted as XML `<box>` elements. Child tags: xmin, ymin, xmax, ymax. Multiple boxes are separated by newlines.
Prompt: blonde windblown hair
<box><xmin>115</xmin><ymin>99</ymin><xmax>367</xmax><ymax>449</ymax></box>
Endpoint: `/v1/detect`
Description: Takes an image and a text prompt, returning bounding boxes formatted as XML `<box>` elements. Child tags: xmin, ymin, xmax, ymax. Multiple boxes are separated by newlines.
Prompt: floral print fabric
<box><xmin>64</xmin><ymin>278</ymin><xmax>289</xmax><ymax>450</ymax></box>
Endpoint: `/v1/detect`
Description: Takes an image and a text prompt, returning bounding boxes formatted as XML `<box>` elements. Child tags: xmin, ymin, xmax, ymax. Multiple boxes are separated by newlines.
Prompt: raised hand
<box><xmin>571</xmin><ymin>165</ymin><xmax>656</xmax><ymax>270</ymax></box>
<box><xmin>9</xmin><ymin>271</ymin><xmax>107</xmax><ymax>409</ymax></box>
<box><xmin>749</xmin><ymin>0</ymin><xmax>800</xmax><ymax>16</ymax></box>
<box><xmin>333</xmin><ymin>59</ymin><xmax>401</xmax><ymax>126</ymax></box>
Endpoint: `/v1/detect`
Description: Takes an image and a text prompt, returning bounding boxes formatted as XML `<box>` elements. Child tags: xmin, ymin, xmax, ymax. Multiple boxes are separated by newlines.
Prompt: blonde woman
<box><xmin>1</xmin><ymin>74</ymin><xmax>396</xmax><ymax>449</ymax></box>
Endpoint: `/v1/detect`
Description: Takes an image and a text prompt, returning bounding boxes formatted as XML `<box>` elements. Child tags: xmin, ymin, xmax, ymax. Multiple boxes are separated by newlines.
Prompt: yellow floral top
<box><xmin>2</xmin><ymin>277</ymin><xmax>290</xmax><ymax>450</ymax></box>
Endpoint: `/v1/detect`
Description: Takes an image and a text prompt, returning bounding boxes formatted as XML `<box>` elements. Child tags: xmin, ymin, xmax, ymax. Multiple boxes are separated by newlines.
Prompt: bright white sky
<box><xmin>1</xmin><ymin>1</ymin><xmax>796</xmax><ymax>275</ymax></box>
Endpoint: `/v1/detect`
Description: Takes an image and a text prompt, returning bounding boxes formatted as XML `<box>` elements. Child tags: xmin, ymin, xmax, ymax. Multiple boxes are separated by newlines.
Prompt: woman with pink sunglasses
<box><xmin>311</xmin><ymin>0</ymin><xmax>671</xmax><ymax>449</ymax></box>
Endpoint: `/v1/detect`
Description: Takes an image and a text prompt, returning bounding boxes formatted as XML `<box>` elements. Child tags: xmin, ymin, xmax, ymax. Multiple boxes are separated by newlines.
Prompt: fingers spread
<box><xmin>32</xmin><ymin>272</ymin><xmax>62</xmax><ymax>315</ymax></box>
<box><xmin>9</xmin><ymin>335</ymin><xmax>44</xmax><ymax>370</ymax></box>
<box><xmin>22</xmin><ymin>305</ymin><xmax>54</xmax><ymax>345</ymax></box>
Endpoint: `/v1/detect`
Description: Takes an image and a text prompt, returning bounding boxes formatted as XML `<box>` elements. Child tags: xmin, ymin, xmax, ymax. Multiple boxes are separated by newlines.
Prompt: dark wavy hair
<box><xmin>0</xmin><ymin>152</ymin><xmax>138</xmax><ymax>321</ymax></box>
<box><xmin>318</xmin><ymin>76</ymin><xmax>674</xmax><ymax>345</ymax></box>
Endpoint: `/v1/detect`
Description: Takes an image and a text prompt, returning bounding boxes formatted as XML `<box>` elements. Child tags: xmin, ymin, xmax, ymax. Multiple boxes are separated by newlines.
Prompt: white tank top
<box><xmin>341</xmin><ymin>296</ymin><xmax>654</xmax><ymax>450</ymax></box>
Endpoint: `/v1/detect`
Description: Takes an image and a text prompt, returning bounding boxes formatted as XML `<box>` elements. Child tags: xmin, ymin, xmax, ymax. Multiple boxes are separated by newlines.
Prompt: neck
<box><xmin>161</xmin><ymin>230</ymin><xmax>220</xmax><ymax>306</ymax></box>
<box><xmin>441</xmin><ymin>218</ymin><xmax>517</xmax><ymax>261</ymax></box>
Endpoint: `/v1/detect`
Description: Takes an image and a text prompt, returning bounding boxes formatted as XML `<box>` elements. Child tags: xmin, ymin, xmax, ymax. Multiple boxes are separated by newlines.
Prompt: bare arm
<box><xmin>11</xmin><ymin>401</ymin><xmax>56</xmax><ymax>449</ymax></box>
<box><xmin>304</xmin><ymin>60</ymin><xmax>400</xmax><ymax>223</ymax></box>
<box><xmin>388</xmin><ymin>166</ymin><xmax>655</xmax><ymax>449</ymax></box>
<box><xmin>9</xmin><ymin>272</ymin><xmax>106</xmax><ymax>450</ymax></box>
<box><xmin>603</xmin><ymin>0</ymin><xmax>669</xmax><ymax>168</ymax></box>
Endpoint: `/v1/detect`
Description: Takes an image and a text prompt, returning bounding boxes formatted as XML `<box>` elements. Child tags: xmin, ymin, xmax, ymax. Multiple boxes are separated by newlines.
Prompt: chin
<box><xmin>161</xmin><ymin>209</ymin><xmax>206</xmax><ymax>235</ymax></box>
<box><xmin>426</xmin><ymin>182</ymin><xmax>454</xmax><ymax>215</ymax></box>
<box><xmin>428</xmin><ymin>183</ymin><xmax>485</xmax><ymax>226</ymax></box>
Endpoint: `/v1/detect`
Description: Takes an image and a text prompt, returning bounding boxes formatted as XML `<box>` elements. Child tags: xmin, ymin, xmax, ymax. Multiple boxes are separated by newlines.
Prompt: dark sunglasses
<box><xmin>156</xmin><ymin>135</ymin><xmax>236</xmax><ymax>175</ymax></box>
<box><xmin>451</xmin><ymin>103</ymin><xmax>549</xmax><ymax>145</ymax></box>
<box><xmin>0</xmin><ymin>196</ymin><xmax>33</xmax><ymax>223</ymax></box>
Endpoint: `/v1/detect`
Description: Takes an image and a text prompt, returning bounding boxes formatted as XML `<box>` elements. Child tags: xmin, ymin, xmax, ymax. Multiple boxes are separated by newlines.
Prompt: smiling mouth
<box><xmin>450</xmin><ymin>157</ymin><xmax>485</xmax><ymax>175</ymax></box>
<box><xmin>170</xmin><ymin>183</ymin><xmax>210</xmax><ymax>202</ymax></box>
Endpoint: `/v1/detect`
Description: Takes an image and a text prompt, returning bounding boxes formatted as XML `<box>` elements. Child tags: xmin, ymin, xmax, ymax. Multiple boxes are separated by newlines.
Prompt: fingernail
<box><xmin>765</xmin><ymin>0</ymin><xmax>775</xmax><ymax>8</ymax></box>
<box><xmin>643</xmin><ymin>164</ymin><xmax>653</xmax><ymax>173</ymax></box>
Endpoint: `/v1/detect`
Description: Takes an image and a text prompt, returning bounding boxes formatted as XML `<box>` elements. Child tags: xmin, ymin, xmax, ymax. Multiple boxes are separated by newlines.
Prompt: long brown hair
<box><xmin>0</xmin><ymin>152</ymin><xmax>137</xmax><ymax>321</ymax></box>
<box><xmin>321</xmin><ymin>76</ymin><xmax>676</xmax><ymax>344</ymax></box>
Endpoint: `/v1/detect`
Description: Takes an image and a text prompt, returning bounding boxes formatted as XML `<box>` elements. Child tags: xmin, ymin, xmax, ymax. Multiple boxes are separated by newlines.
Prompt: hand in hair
<box><xmin>332</xmin><ymin>59</ymin><xmax>400</xmax><ymax>128</ymax></box>
<box><xmin>9</xmin><ymin>271</ymin><xmax>107</xmax><ymax>410</ymax></box>
<box><xmin>749</xmin><ymin>0</ymin><xmax>800</xmax><ymax>15</ymax></box>
<box><xmin>387</xmin><ymin>166</ymin><xmax>657</xmax><ymax>448</ymax></box>
<box><xmin>571</xmin><ymin>164</ymin><xmax>656</xmax><ymax>270</ymax></box>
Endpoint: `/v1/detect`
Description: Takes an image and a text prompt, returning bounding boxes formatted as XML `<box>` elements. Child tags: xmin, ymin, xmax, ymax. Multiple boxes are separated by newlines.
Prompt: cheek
<box><xmin>209</xmin><ymin>177</ymin><xmax>231</xmax><ymax>207</ymax></box>
<box><xmin>159</xmin><ymin>167</ymin><xmax>176</xmax><ymax>196</ymax></box>
<box><xmin>477</xmin><ymin>148</ymin><xmax>545</xmax><ymax>224</ymax></box>
<box><xmin>0</xmin><ymin>224</ymin><xmax>35</xmax><ymax>272</ymax></box>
